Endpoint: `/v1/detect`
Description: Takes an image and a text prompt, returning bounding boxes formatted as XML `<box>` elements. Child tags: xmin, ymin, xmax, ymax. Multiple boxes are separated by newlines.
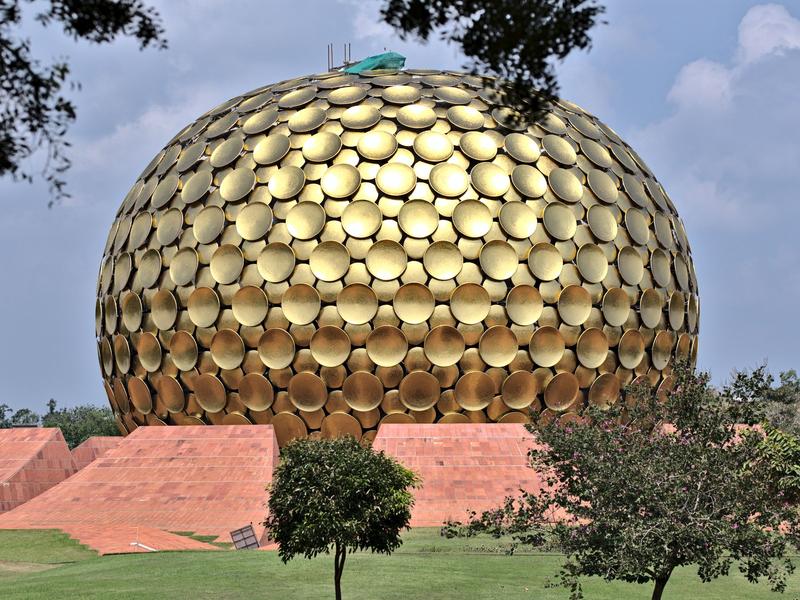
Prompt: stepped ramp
<box><xmin>70</xmin><ymin>436</ymin><xmax>122</xmax><ymax>471</ymax></box>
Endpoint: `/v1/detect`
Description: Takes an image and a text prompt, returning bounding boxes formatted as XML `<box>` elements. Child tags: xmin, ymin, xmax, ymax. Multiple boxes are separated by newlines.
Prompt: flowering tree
<box><xmin>449</xmin><ymin>363</ymin><xmax>798</xmax><ymax>600</ymax></box>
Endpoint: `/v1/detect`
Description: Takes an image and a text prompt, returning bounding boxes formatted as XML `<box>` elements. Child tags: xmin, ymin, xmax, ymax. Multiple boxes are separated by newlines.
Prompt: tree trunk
<box><xmin>651</xmin><ymin>576</ymin><xmax>670</xmax><ymax>600</ymax></box>
<box><xmin>334</xmin><ymin>542</ymin><xmax>347</xmax><ymax>600</ymax></box>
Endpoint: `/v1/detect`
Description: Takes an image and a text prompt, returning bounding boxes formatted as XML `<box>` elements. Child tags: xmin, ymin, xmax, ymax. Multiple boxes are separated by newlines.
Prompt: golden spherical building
<box><xmin>96</xmin><ymin>68</ymin><xmax>699</xmax><ymax>446</ymax></box>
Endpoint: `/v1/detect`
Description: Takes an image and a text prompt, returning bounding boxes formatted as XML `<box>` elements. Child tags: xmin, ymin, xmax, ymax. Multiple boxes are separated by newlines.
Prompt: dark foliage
<box><xmin>446</xmin><ymin>363</ymin><xmax>798</xmax><ymax>600</ymax></box>
<box><xmin>0</xmin><ymin>0</ymin><xmax>165</xmax><ymax>205</ymax></box>
<box><xmin>264</xmin><ymin>436</ymin><xmax>418</xmax><ymax>600</ymax></box>
<box><xmin>41</xmin><ymin>402</ymin><xmax>120</xmax><ymax>448</ymax></box>
<box><xmin>381</xmin><ymin>0</ymin><xmax>604</xmax><ymax>123</ymax></box>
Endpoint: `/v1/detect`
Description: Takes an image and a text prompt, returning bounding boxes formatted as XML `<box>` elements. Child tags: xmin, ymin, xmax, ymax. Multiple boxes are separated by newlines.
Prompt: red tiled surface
<box><xmin>71</xmin><ymin>436</ymin><xmax>122</xmax><ymax>471</ymax></box>
<box><xmin>373</xmin><ymin>424</ymin><xmax>544</xmax><ymax>527</ymax></box>
<box><xmin>0</xmin><ymin>428</ymin><xmax>77</xmax><ymax>514</ymax></box>
<box><xmin>0</xmin><ymin>425</ymin><xmax>279</xmax><ymax>550</ymax></box>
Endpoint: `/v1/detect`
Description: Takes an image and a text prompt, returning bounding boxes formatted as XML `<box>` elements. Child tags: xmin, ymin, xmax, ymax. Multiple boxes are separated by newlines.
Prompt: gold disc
<box><xmin>652</xmin><ymin>330</ymin><xmax>675</xmax><ymax>370</ymax></box>
<box><xmin>587</xmin><ymin>204</ymin><xmax>617</xmax><ymax>242</ymax></box>
<box><xmin>309</xmin><ymin>241</ymin><xmax>349</xmax><ymax>282</ymax></box>
<box><xmin>542</xmin><ymin>202</ymin><xmax>577</xmax><ymax>241</ymax></box>
<box><xmin>452</xmin><ymin>199</ymin><xmax>491</xmax><ymax>238</ymax></box>
<box><xmin>424</xmin><ymin>325</ymin><xmax>465</xmax><ymax>367</ymax></box>
<box><xmin>382</xmin><ymin>85</ymin><xmax>421</xmax><ymax>104</ymax></box>
<box><xmin>557</xmin><ymin>285</ymin><xmax>592</xmax><ymax>326</ymax></box>
<box><xmin>188</xmin><ymin>287</ymin><xmax>220</xmax><ymax>327</ymax></box>
<box><xmin>460</xmin><ymin>131</ymin><xmax>497</xmax><ymax>161</ymax></box>
<box><xmin>576</xmin><ymin>328</ymin><xmax>609</xmax><ymax>369</ymax></box>
<box><xmin>544</xmin><ymin>372</ymin><xmax>578</xmax><ymax>411</ymax></box>
<box><xmin>618</xmin><ymin>246</ymin><xmax>644</xmax><ymax>286</ymax></box>
<box><xmin>242</xmin><ymin>107</ymin><xmax>278</xmax><ymax>135</ymax></box>
<box><xmin>511</xmin><ymin>164</ymin><xmax>547</xmax><ymax>197</ymax></box>
<box><xmin>181</xmin><ymin>170</ymin><xmax>212</xmax><ymax>204</ymax></box>
<box><xmin>588</xmin><ymin>372</ymin><xmax>620</xmax><ymax>408</ymax></box>
<box><xmin>618</xmin><ymin>329</ymin><xmax>645</xmax><ymax>369</ymax></box>
<box><xmin>151</xmin><ymin>289</ymin><xmax>177</xmax><ymax>330</ymax></box>
<box><xmin>210</xmin><ymin>329</ymin><xmax>245</xmax><ymax>370</ymax></box>
<box><xmin>576</xmin><ymin>243</ymin><xmax>608</xmax><ymax>283</ymax></box>
<box><xmin>502</xmin><ymin>371</ymin><xmax>539</xmax><ymax>410</ymax></box>
<box><xmin>321</xmin><ymin>163</ymin><xmax>361</xmax><ymax>198</ymax></box>
<box><xmin>210</xmin><ymin>244</ymin><xmax>244</xmax><ymax>285</ymax></box>
<box><xmin>530</xmin><ymin>326</ymin><xmax>565</xmax><ymax>367</ymax></box>
<box><xmin>450</xmin><ymin>283</ymin><xmax>490</xmax><ymax>324</ymax></box>
<box><xmin>479</xmin><ymin>240</ymin><xmax>518</xmax><ymax>280</ymax></box>
<box><xmin>479</xmin><ymin>326</ymin><xmax>518</xmax><ymax>367</ymax></box>
<box><xmin>209</xmin><ymin>135</ymin><xmax>243</xmax><ymax>168</ymax></box>
<box><xmin>239</xmin><ymin>373</ymin><xmax>274</xmax><ymax>411</ymax></box>
<box><xmin>446</xmin><ymin>105</ymin><xmax>484</xmax><ymax>130</ymax></box>
<box><xmin>169</xmin><ymin>330</ymin><xmax>198</xmax><ymax>371</ymax></box>
<box><xmin>169</xmin><ymin>248</ymin><xmax>198</xmax><ymax>286</ymax></box>
<box><xmin>236</xmin><ymin>202</ymin><xmax>273</xmax><ymax>241</ymax></box>
<box><xmin>258</xmin><ymin>242</ymin><xmax>296</xmax><ymax>282</ymax></box>
<box><xmin>272</xmin><ymin>412</ymin><xmax>308</xmax><ymax>446</ymax></box>
<box><xmin>288</xmin><ymin>372</ymin><xmax>327</xmax><ymax>412</ymax></box>
<box><xmin>506</xmin><ymin>284</ymin><xmax>543</xmax><ymax>325</ymax></box>
<box><xmin>343</xmin><ymin>372</ymin><xmax>384</xmax><ymax>411</ymax></box>
<box><xmin>137</xmin><ymin>332</ymin><xmax>162</xmax><ymax>372</ymax></box>
<box><xmin>286</xmin><ymin>201</ymin><xmax>326</xmax><ymax>240</ymax></box>
<box><xmin>393</xmin><ymin>283</ymin><xmax>434</xmax><ymax>324</ymax></box>
<box><xmin>504</xmin><ymin>133</ymin><xmax>540</xmax><ymax>163</ymax></box>
<box><xmin>357</xmin><ymin>130</ymin><xmax>398</xmax><ymax>161</ymax></box>
<box><xmin>640</xmin><ymin>288</ymin><xmax>663</xmax><ymax>329</ymax></box>
<box><xmin>254</xmin><ymin>134</ymin><xmax>291</xmax><ymax>165</ymax></box>
<box><xmin>542</xmin><ymin>134</ymin><xmax>577</xmax><ymax>165</ymax></box>
<box><xmin>321</xmin><ymin>412</ymin><xmax>362</xmax><ymax>440</ymax></box>
<box><xmin>413</xmin><ymin>131</ymin><xmax>453</xmax><ymax>162</ymax></box>
<box><xmin>366</xmin><ymin>240</ymin><xmax>407</xmax><ymax>280</ymax></box>
<box><xmin>499</xmin><ymin>201</ymin><xmax>537</xmax><ymax>239</ymax></box>
<box><xmin>288</xmin><ymin>106</ymin><xmax>327</xmax><ymax>133</ymax></box>
<box><xmin>528</xmin><ymin>243</ymin><xmax>563</xmax><ymax>281</ymax></box>
<box><xmin>429</xmin><ymin>163</ymin><xmax>469</xmax><ymax>197</ymax></box>
<box><xmin>232</xmin><ymin>286</ymin><xmax>268</xmax><ymax>326</ymax></box>
<box><xmin>220</xmin><ymin>168</ymin><xmax>256</xmax><ymax>202</ymax></box>
<box><xmin>399</xmin><ymin>371</ymin><xmax>440</xmax><ymax>411</ymax></box>
<box><xmin>128</xmin><ymin>377</ymin><xmax>152</xmax><ymax>414</ymax></box>
<box><xmin>366</xmin><ymin>326</ymin><xmax>408</xmax><ymax>367</ymax></box>
<box><xmin>398</xmin><ymin>199</ymin><xmax>438</xmax><ymax>237</ymax></box>
<box><xmin>302</xmin><ymin>131</ymin><xmax>343</xmax><ymax>162</ymax></box>
<box><xmin>337</xmin><ymin>283</ymin><xmax>378</xmax><ymax>324</ymax></box>
<box><xmin>267</xmin><ymin>166</ymin><xmax>306</xmax><ymax>199</ymax></box>
<box><xmin>397</xmin><ymin>104</ymin><xmax>437</xmax><ymax>128</ymax></box>
<box><xmin>423</xmin><ymin>241</ymin><xmax>463</xmax><ymax>279</ymax></box>
<box><xmin>157</xmin><ymin>375</ymin><xmax>185</xmax><ymax>413</ymax></box>
<box><xmin>259</xmin><ymin>328</ymin><xmax>295</xmax><ymax>369</ymax></box>
<box><xmin>310</xmin><ymin>326</ymin><xmax>351</xmax><ymax>367</ymax></box>
<box><xmin>195</xmin><ymin>374</ymin><xmax>227</xmax><ymax>413</ymax></box>
<box><xmin>454</xmin><ymin>371</ymin><xmax>494</xmax><ymax>411</ymax></box>
<box><xmin>471</xmin><ymin>162</ymin><xmax>510</xmax><ymax>197</ymax></box>
<box><xmin>602</xmin><ymin>288</ymin><xmax>630</xmax><ymax>327</ymax></box>
<box><xmin>341</xmin><ymin>200</ymin><xmax>382</xmax><ymax>238</ymax></box>
<box><xmin>341</xmin><ymin>105</ymin><xmax>381</xmax><ymax>129</ymax></box>
<box><xmin>282</xmin><ymin>284</ymin><xmax>321</xmax><ymax>325</ymax></box>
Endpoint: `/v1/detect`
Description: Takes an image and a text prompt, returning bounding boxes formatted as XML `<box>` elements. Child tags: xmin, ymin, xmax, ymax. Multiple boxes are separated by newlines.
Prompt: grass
<box><xmin>0</xmin><ymin>529</ymin><xmax>798</xmax><ymax>599</ymax></box>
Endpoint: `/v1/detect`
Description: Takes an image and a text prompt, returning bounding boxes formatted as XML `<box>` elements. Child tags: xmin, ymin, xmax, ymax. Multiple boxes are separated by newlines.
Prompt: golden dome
<box><xmin>96</xmin><ymin>68</ymin><xmax>699</xmax><ymax>446</ymax></box>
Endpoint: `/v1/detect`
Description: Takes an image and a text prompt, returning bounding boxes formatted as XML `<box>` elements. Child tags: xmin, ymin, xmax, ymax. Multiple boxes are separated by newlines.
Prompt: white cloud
<box><xmin>667</xmin><ymin>59</ymin><xmax>733</xmax><ymax>110</ymax></box>
<box><xmin>737</xmin><ymin>3</ymin><xmax>800</xmax><ymax>64</ymax></box>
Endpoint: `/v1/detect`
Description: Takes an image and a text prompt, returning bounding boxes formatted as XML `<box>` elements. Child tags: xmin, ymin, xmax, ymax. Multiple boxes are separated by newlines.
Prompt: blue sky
<box><xmin>1</xmin><ymin>0</ymin><xmax>798</xmax><ymax>411</ymax></box>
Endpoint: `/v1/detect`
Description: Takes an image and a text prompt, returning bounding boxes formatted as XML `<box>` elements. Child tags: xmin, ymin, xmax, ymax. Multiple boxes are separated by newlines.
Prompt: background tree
<box><xmin>41</xmin><ymin>402</ymin><xmax>120</xmax><ymax>449</ymax></box>
<box><xmin>447</xmin><ymin>363</ymin><xmax>797</xmax><ymax>600</ymax></box>
<box><xmin>380</xmin><ymin>0</ymin><xmax>605</xmax><ymax>123</ymax></box>
<box><xmin>764</xmin><ymin>369</ymin><xmax>800</xmax><ymax>435</ymax></box>
<box><xmin>0</xmin><ymin>0</ymin><xmax>166</xmax><ymax>205</ymax></box>
<box><xmin>264</xmin><ymin>436</ymin><xmax>418</xmax><ymax>600</ymax></box>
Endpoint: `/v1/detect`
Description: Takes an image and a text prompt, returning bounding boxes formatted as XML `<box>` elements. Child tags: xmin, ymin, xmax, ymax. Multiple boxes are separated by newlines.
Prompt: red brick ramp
<box><xmin>71</xmin><ymin>436</ymin><xmax>122</xmax><ymax>471</ymax></box>
<box><xmin>0</xmin><ymin>425</ymin><xmax>279</xmax><ymax>551</ymax></box>
<box><xmin>0</xmin><ymin>428</ymin><xmax>76</xmax><ymax>514</ymax></box>
<box><xmin>373</xmin><ymin>424</ymin><xmax>543</xmax><ymax>527</ymax></box>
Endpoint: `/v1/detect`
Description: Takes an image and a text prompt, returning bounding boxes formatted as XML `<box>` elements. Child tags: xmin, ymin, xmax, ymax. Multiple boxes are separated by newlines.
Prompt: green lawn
<box><xmin>0</xmin><ymin>529</ymin><xmax>797</xmax><ymax>599</ymax></box>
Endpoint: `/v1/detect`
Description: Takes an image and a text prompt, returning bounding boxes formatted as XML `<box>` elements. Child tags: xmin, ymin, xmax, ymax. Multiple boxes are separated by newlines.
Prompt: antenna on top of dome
<box><xmin>327</xmin><ymin>43</ymin><xmax>354</xmax><ymax>71</ymax></box>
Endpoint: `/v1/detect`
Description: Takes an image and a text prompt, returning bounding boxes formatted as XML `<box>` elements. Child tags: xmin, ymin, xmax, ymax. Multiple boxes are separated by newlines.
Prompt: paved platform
<box><xmin>0</xmin><ymin>425</ymin><xmax>279</xmax><ymax>553</ymax></box>
<box><xmin>0</xmin><ymin>428</ymin><xmax>76</xmax><ymax>514</ymax></box>
<box><xmin>373</xmin><ymin>424</ymin><xmax>543</xmax><ymax>527</ymax></box>
<box><xmin>71</xmin><ymin>436</ymin><xmax>122</xmax><ymax>471</ymax></box>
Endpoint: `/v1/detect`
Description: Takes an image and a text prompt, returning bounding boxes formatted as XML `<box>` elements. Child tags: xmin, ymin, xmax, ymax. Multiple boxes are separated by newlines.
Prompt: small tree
<box><xmin>41</xmin><ymin>402</ymin><xmax>120</xmax><ymax>449</ymax></box>
<box><xmin>450</xmin><ymin>363</ymin><xmax>797</xmax><ymax>600</ymax></box>
<box><xmin>264</xmin><ymin>436</ymin><xmax>419</xmax><ymax>600</ymax></box>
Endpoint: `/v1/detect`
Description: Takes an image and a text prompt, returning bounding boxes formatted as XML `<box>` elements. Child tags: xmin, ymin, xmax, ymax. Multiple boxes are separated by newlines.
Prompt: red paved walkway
<box><xmin>0</xmin><ymin>428</ymin><xmax>76</xmax><ymax>514</ymax></box>
<box><xmin>373</xmin><ymin>424</ymin><xmax>543</xmax><ymax>527</ymax></box>
<box><xmin>71</xmin><ymin>436</ymin><xmax>122</xmax><ymax>471</ymax></box>
<box><xmin>0</xmin><ymin>425</ymin><xmax>279</xmax><ymax>553</ymax></box>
